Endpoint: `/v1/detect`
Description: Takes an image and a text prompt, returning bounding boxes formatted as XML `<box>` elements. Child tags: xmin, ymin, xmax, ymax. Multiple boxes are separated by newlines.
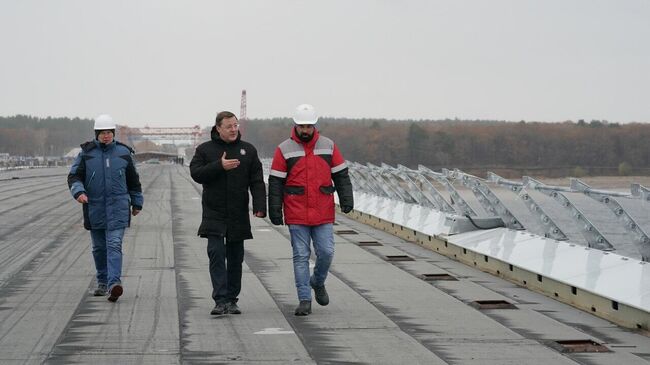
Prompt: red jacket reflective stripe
<box><xmin>270</xmin><ymin>128</ymin><xmax>347</xmax><ymax>225</ymax></box>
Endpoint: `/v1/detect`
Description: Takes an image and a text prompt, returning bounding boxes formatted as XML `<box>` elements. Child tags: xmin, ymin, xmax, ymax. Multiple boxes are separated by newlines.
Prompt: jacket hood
<box><xmin>211</xmin><ymin>126</ymin><xmax>241</xmax><ymax>144</ymax></box>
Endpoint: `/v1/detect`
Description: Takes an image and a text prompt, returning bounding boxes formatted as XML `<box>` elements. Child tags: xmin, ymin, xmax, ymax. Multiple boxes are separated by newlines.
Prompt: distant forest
<box><xmin>244</xmin><ymin>118</ymin><xmax>650</xmax><ymax>178</ymax></box>
<box><xmin>0</xmin><ymin>115</ymin><xmax>93</xmax><ymax>156</ymax></box>
<box><xmin>2</xmin><ymin>115</ymin><xmax>649</xmax><ymax>177</ymax></box>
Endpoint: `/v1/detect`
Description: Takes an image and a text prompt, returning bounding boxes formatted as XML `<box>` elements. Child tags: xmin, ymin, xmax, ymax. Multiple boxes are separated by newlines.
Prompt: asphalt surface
<box><xmin>1</xmin><ymin>165</ymin><xmax>649</xmax><ymax>364</ymax></box>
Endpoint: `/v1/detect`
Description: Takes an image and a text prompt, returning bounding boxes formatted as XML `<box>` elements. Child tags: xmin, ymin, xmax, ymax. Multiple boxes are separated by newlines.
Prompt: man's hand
<box><xmin>132</xmin><ymin>207</ymin><xmax>141</xmax><ymax>216</ymax></box>
<box><xmin>270</xmin><ymin>216</ymin><xmax>283</xmax><ymax>226</ymax></box>
<box><xmin>341</xmin><ymin>205</ymin><xmax>353</xmax><ymax>214</ymax></box>
<box><xmin>76</xmin><ymin>193</ymin><xmax>88</xmax><ymax>204</ymax></box>
<box><xmin>221</xmin><ymin>152</ymin><xmax>240</xmax><ymax>170</ymax></box>
<box><xmin>254</xmin><ymin>211</ymin><xmax>266</xmax><ymax>218</ymax></box>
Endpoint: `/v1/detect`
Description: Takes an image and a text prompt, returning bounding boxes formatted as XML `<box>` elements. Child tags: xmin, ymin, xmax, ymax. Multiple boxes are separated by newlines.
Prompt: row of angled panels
<box><xmin>351</xmin><ymin>191</ymin><xmax>650</xmax><ymax>314</ymax></box>
<box><xmin>347</xmin><ymin>163</ymin><xmax>650</xmax><ymax>262</ymax></box>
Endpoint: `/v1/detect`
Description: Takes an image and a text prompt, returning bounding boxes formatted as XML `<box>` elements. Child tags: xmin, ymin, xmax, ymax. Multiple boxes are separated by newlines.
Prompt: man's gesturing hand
<box><xmin>221</xmin><ymin>152</ymin><xmax>240</xmax><ymax>170</ymax></box>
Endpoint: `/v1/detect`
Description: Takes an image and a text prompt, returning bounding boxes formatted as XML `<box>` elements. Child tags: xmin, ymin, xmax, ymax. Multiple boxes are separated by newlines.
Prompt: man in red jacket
<box><xmin>268</xmin><ymin>104</ymin><xmax>354</xmax><ymax>316</ymax></box>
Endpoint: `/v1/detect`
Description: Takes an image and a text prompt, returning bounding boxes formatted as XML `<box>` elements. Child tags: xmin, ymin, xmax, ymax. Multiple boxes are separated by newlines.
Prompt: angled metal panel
<box><xmin>348</xmin><ymin>166</ymin><xmax>375</xmax><ymax>195</ymax></box>
<box><xmin>367</xmin><ymin>163</ymin><xmax>407</xmax><ymax>201</ymax></box>
<box><xmin>572</xmin><ymin>178</ymin><xmax>650</xmax><ymax>261</ymax></box>
<box><xmin>524</xmin><ymin>177</ymin><xmax>614</xmax><ymax>251</ymax></box>
<box><xmin>488</xmin><ymin>172</ymin><xmax>568</xmax><ymax>240</ymax></box>
<box><xmin>398</xmin><ymin>164</ymin><xmax>456</xmax><ymax>213</ymax></box>
<box><xmin>453</xmin><ymin>170</ymin><xmax>525</xmax><ymax>230</ymax></box>
<box><xmin>380</xmin><ymin>163</ymin><xmax>417</xmax><ymax>204</ymax></box>
<box><xmin>349</xmin><ymin>163</ymin><xmax>385</xmax><ymax>197</ymax></box>
<box><xmin>390</xmin><ymin>165</ymin><xmax>434</xmax><ymax>208</ymax></box>
<box><xmin>419</xmin><ymin>165</ymin><xmax>477</xmax><ymax>216</ymax></box>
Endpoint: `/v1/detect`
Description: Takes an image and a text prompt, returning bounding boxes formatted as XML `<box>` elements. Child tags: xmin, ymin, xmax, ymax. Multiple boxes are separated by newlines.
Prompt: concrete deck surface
<box><xmin>1</xmin><ymin>165</ymin><xmax>649</xmax><ymax>364</ymax></box>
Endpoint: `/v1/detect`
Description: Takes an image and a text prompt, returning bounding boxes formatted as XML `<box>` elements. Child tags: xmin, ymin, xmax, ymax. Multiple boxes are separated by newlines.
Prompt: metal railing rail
<box><xmin>359</xmin><ymin>163</ymin><xmax>397</xmax><ymax>199</ymax></box>
<box><xmin>397</xmin><ymin>164</ymin><xmax>457</xmax><ymax>214</ymax></box>
<box><xmin>380</xmin><ymin>163</ymin><xmax>418</xmax><ymax>204</ymax></box>
<box><xmin>450</xmin><ymin>169</ymin><xmax>525</xmax><ymax>230</ymax></box>
<box><xmin>488</xmin><ymin>172</ymin><xmax>568</xmax><ymax>240</ymax></box>
<box><xmin>390</xmin><ymin>164</ymin><xmax>434</xmax><ymax>208</ymax></box>
<box><xmin>419</xmin><ymin>165</ymin><xmax>477</xmax><ymax>216</ymax></box>
<box><xmin>524</xmin><ymin>177</ymin><xmax>614</xmax><ymax>251</ymax></box>
<box><xmin>572</xmin><ymin>179</ymin><xmax>650</xmax><ymax>260</ymax></box>
<box><xmin>366</xmin><ymin>163</ymin><xmax>411</xmax><ymax>202</ymax></box>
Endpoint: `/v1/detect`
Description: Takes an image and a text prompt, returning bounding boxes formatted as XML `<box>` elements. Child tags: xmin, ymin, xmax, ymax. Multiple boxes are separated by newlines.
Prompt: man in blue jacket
<box><xmin>67</xmin><ymin>114</ymin><xmax>143</xmax><ymax>302</ymax></box>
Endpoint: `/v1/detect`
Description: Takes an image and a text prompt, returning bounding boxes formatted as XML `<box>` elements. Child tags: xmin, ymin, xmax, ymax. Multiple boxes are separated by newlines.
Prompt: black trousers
<box><xmin>207</xmin><ymin>236</ymin><xmax>244</xmax><ymax>304</ymax></box>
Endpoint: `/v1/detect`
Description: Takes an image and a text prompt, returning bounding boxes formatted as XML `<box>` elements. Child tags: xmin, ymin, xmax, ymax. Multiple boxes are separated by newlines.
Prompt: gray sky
<box><xmin>1</xmin><ymin>0</ymin><xmax>649</xmax><ymax>128</ymax></box>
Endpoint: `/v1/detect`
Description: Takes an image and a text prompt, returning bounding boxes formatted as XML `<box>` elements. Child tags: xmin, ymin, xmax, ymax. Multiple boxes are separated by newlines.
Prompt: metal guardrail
<box><xmin>488</xmin><ymin>172</ymin><xmax>569</xmax><ymax>241</ymax></box>
<box><xmin>346</xmin><ymin>162</ymin><xmax>649</xmax><ymax>261</ymax></box>
<box><xmin>261</xmin><ymin>158</ymin><xmax>650</xmax><ymax>329</ymax></box>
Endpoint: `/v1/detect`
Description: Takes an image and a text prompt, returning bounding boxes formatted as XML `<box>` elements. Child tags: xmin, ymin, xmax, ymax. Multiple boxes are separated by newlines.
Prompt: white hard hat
<box><xmin>94</xmin><ymin>114</ymin><xmax>116</xmax><ymax>130</ymax></box>
<box><xmin>292</xmin><ymin>104</ymin><xmax>318</xmax><ymax>125</ymax></box>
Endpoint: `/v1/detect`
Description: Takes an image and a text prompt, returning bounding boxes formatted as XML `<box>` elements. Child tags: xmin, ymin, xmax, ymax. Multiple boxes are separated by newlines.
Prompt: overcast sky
<box><xmin>1</xmin><ymin>1</ymin><xmax>648</xmax><ymax>128</ymax></box>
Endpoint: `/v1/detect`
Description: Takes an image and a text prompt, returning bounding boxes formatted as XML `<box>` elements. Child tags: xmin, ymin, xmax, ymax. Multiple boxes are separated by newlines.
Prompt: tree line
<box><xmin>0</xmin><ymin>115</ymin><xmax>93</xmax><ymax>156</ymax></box>
<box><xmin>244</xmin><ymin>118</ymin><xmax>650</xmax><ymax>177</ymax></box>
<box><xmin>2</xmin><ymin>115</ymin><xmax>648</xmax><ymax>177</ymax></box>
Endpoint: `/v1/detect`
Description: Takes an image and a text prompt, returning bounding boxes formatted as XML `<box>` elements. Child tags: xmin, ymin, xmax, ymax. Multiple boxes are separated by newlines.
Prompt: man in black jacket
<box><xmin>190</xmin><ymin>111</ymin><xmax>266</xmax><ymax>316</ymax></box>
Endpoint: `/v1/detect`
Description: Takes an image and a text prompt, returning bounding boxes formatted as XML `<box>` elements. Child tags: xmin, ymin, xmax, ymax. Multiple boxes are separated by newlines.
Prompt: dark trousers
<box><xmin>207</xmin><ymin>236</ymin><xmax>244</xmax><ymax>305</ymax></box>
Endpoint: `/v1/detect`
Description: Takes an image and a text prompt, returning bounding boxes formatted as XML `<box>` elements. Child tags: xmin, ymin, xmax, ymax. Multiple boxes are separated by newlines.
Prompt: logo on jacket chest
<box><xmin>240</xmin><ymin>149</ymin><xmax>246</xmax><ymax>156</ymax></box>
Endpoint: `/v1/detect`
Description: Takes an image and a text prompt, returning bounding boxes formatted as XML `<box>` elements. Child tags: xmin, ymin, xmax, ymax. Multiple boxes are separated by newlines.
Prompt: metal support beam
<box><xmin>451</xmin><ymin>169</ymin><xmax>525</xmax><ymax>230</ymax></box>
<box><xmin>572</xmin><ymin>178</ymin><xmax>650</xmax><ymax>261</ymax></box>
<box><xmin>524</xmin><ymin>177</ymin><xmax>614</xmax><ymax>251</ymax></box>
<box><xmin>389</xmin><ymin>165</ymin><xmax>434</xmax><ymax>208</ymax></box>
<box><xmin>397</xmin><ymin>165</ymin><xmax>457</xmax><ymax>213</ymax></box>
<box><xmin>349</xmin><ymin>163</ymin><xmax>385</xmax><ymax>196</ymax></box>
<box><xmin>487</xmin><ymin>172</ymin><xmax>568</xmax><ymax>240</ymax></box>
<box><xmin>419</xmin><ymin>165</ymin><xmax>477</xmax><ymax>216</ymax></box>
<box><xmin>367</xmin><ymin>163</ymin><xmax>408</xmax><ymax>201</ymax></box>
<box><xmin>348</xmin><ymin>166</ymin><xmax>376</xmax><ymax>195</ymax></box>
<box><xmin>380</xmin><ymin>163</ymin><xmax>417</xmax><ymax>204</ymax></box>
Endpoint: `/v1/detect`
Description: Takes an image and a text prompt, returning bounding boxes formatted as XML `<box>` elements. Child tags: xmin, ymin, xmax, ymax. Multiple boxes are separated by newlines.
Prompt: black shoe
<box><xmin>226</xmin><ymin>301</ymin><xmax>241</xmax><ymax>314</ymax></box>
<box><xmin>93</xmin><ymin>283</ymin><xmax>107</xmax><ymax>296</ymax></box>
<box><xmin>311</xmin><ymin>282</ymin><xmax>329</xmax><ymax>306</ymax></box>
<box><xmin>210</xmin><ymin>302</ymin><xmax>227</xmax><ymax>316</ymax></box>
<box><xmin>294</xmin><ymin>300</ymin><xmax>312</xmax><ymax>316</ymax></box>
<box><xmin>107</xmin><ymin>283</ymin><xmax>123</xmax><ymax>302</ymax></box>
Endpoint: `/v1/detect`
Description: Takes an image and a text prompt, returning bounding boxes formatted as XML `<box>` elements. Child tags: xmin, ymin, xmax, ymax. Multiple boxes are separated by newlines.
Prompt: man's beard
<box><xmin>297</xmin><ymin>129</ymin><xmax>314</xmax><ymax>142</ymax></box>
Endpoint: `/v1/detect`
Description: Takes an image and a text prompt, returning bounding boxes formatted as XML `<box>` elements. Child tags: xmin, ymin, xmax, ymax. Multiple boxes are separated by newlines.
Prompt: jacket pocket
<box><xmin>319</xmin><ymin>185</ymin><xmax>335</xmax><ymax>194</ymax></box>
<box><xmin>284</xmin><ymin>186</ymin><xmax>305</xmax><ymax>195</ymax></box>
<box><xmin>111</xmin><ymin>168</ymin><xmax>127</xmax><ymax>195</ymax></box>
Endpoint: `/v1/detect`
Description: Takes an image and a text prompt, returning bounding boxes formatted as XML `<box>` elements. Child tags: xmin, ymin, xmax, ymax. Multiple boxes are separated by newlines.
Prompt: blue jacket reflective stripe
<box><xmin>68</xmin><ymin>140</ymin><xmax>143</xmax><ymax>230</ymax></box>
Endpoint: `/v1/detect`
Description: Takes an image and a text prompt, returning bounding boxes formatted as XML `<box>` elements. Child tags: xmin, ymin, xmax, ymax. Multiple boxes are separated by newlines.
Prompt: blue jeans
<box><xmin>90</xmin><ymin>228</ymin><xmax>125</xmax><ymax>287</ymax></box>
<box><xmin>289</xmin><ymin>224</ymin><xmax>334</xmax><ymax>301</ymax></box>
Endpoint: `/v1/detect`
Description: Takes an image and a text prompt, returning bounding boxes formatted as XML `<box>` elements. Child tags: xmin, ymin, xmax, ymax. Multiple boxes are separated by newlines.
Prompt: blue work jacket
<box><xmin>67</xmin><ymin>140</ymin><xmax>143</xmax><ymax>230</ymax></box>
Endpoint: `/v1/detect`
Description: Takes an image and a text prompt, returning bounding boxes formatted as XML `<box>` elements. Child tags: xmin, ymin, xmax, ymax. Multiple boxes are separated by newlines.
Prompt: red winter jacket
<box><xmin>268</xmin><ymin>127</ymin><xmax>353</xmax><ymax>226</ymax></box>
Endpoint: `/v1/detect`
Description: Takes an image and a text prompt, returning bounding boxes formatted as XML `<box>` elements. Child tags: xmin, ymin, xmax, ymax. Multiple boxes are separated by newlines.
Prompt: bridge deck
<box><xmin>1</xmin><ymin>165</ymin><xmax>649</xmax><ymax>364</ymax></box>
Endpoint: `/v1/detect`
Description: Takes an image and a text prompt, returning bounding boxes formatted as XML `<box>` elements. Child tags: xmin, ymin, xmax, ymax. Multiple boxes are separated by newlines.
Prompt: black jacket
<box><xmin>190</xmin><ymin>128</ymin><xmax>266</xmax><ymax>241</ymax></box>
